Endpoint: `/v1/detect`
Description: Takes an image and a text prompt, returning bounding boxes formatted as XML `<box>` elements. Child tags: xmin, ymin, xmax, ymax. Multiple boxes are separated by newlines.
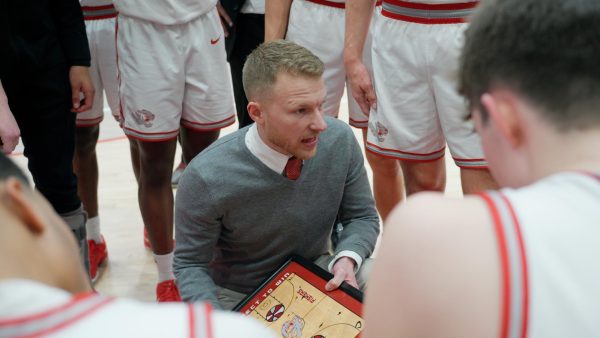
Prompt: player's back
<box><xmin>481</xmin><ymin>172</ymin><xmax>600</xmax><ymax>338</ymax></box>
<box><xmin>0</xmin><ymin>279</ymin><xmax>274</xmax><ymax>338</ymax></box>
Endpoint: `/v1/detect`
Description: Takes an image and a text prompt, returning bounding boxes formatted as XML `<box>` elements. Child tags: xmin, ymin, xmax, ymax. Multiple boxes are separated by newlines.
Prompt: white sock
<box><xmin>154</xmin><ymin>252</ymin><xmax>175</xmax><ymax>282</ymax></box>
<box><xmin>86</xmin><ymin>216</ymin><xmax>102</xmax><ymax>243</ymax></box>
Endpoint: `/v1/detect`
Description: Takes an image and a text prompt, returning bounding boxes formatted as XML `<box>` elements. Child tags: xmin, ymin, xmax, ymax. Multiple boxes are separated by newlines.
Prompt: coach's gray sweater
<box><xmin>174</xmin><ymin>117</ymin><xmax>380</xmax><ymax>307</ymax></box>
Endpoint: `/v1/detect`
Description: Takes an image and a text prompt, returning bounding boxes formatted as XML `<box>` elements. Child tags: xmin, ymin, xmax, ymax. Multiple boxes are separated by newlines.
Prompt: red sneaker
<box><xmin>156</xmin><ymin>279</ymin><xmax>181</xmax><ymax>302</ymax></box>
<box><xmin>88</xmin><ymin>235</ymin><xmax>108</xmax><ymax>283</ymax></box>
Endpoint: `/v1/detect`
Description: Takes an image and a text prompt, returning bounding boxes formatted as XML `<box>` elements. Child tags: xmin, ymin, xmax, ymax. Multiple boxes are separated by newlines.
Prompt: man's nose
<box><xmin>311</xmin><ymin>111</ymin><xmax>328</xmax><ymax>132</ymax></box>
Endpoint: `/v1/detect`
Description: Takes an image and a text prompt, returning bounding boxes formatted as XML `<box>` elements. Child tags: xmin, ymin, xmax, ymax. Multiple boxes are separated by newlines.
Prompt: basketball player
<box><xmin>113</xmin><ymin>0</ymin><xmax>236</xmax><ymax>301</ymax></box>
<box><xmin>0</xmin><ymin>153</ymin><xmax>275</xmax><ymax>338</ymax></box>
<box><xmin>345</xmin><ymin>0</ymin><xmax>497</xmax><ymax>221</ymax></box>
<box><xmin>364</xmin><ymin>0</ymin><xmax>600</xmax><ymax>337</ymax></box>
<box><xmin>74</xmin><ymin>0</ymin><xmax>121</xmax><ymax>283</ymax></box>
<box><xmin>265</xmin><ymin>0</ymin><xmax>377</xmax><ymax>127</ymax></box>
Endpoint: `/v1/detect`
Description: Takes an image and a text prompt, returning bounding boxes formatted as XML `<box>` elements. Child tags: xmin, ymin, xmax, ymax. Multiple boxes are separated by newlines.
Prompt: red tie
<box><xmin>285</xmin><ymin>157</ymin><xmax>302</xmax><ymax>180</ymax></box>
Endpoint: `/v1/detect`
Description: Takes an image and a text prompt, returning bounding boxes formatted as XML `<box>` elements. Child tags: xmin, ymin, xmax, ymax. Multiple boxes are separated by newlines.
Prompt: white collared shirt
<box><xmin>244</xmin><ymin>124</ymin><xmax>363</xmax><ymax>272</ymax></box>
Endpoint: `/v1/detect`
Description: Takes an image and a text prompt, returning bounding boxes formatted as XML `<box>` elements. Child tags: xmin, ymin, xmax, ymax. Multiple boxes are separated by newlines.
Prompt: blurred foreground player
<box><xmin>0</xmin><ymin>153</ymin><xmax>275</xmax><ymax>338</ymax></box>
<box><xmin>364</xmin><ymin>0</ymin><xmax>600</xmax><ymax>337</ymax></box>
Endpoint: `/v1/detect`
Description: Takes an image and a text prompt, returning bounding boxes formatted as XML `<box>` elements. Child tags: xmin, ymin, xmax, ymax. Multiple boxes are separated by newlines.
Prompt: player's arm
<box><xmin>265</xmin><ymin>0</ymin><xmax>293</xmax><ymax>40</ymax></box>
<box><xmin>363</xmin><ymin>193</ymin><xmax>501</xmax><ymax>338</ymax></box>
<box><xmin>174</xmin><ymin>170</ymin><xmax>223</xmax><ymax>308</ymax></box>
<box><xmin>329</xmin><ymin>129</ymin><xmax>380</xmax><ymax>289</ymax></box>
<box><xmin>344</xmin><ymin>0</ymin><xmax>377</xmax><ymax>114</ymax></box>
<box><xmin>0</xmin><ymin>81</ymin><xmax>20</xmax><ymax>154</ymax></box>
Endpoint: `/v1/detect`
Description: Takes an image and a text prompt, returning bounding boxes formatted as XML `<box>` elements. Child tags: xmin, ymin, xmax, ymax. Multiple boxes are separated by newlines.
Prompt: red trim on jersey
<box><xmin>123</xmin><ymin>127</ymin><xmax>180</xmax><ymax>136</ymax></box>
<box><xmin>21</xmin><ymin>298</ymin><xmax>115</xmax><ymax>338</ymax></box>
<box><xmin>500</xmin><ymin>193</ymin><xmax>530</xmax><ymax>338</ymax></box>
<box><xmin>188</xmin><ymin>304</ymin><xmax>196</xmax><ymax>338</ymax></box>
<box><xmin>306</xmin><ymin>0</ymin><xmax>346</xmax><ymax>9</ymax></box>
<box><xmin>81</xmin><ymin>4</ymin><xmax>115</xmax><ymax>11</ymax></box>
<box><xmin>0</xmin><ymin>293</ymin><xmax>96</xmax><ymax>326</ymax></box>
<box><xmin>366</xmin><ymin>146</ymin><xmax>445</xmax><ymax>162</ymax></box>
<box><xmin>204</xmin><ymin>303</ymin><xmax>213</xmax><ymax>338</ymax></box>
<box><xmin>383</xmin><ymin>0</ymin><xmax>479</xmax><ymax>11</ymax></box>
<box><xmin>84</xmin><ymin>13</ymin><xmax>118</xmax><ymax>20</ymax></box>
<box><xmin>367</xmin><ymin>142</ymin><xmax>445</xmax><ymax>156</ymax></box>
<box><xmin>381</xmin><ymin>10</ymin><xmax>468</xmax><ymax>24</ymax></box>
<box><xmin>181</xmin><ymin>115</ymin><xmax>236</xmax><ymax>126</ymax></box>
<box><xmin>125</xmin><ymin>134</ymin><xmax>178</xmax><ymax>143</ymax></box>
<box><xmin>479</xmin><ymin>193</ymin><xmax>511</xmax><ymax>338</ymax></box>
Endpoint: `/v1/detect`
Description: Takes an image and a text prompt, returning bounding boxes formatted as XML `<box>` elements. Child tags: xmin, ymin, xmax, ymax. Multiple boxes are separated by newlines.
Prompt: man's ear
<box><xmin>247</xmin><ymin>101</ymin><xmax>264</xmax><ymax>125</ymax></box>
<box><xmin>2</xmin><ymin>178</ymin><xmax>45</xmax><ymax>234</ymax></box>
<box><xmin>480</xmin><ymin>92</ymin><xmax>523</xmax><ymax>148</ymax></box>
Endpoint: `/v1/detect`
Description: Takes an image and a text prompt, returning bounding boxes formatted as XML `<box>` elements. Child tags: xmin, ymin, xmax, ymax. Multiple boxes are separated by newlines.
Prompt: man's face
<box><xmin>257</xmin><ymin>73</ymin><xmax>327</xmax><ymax>160</ymax></box>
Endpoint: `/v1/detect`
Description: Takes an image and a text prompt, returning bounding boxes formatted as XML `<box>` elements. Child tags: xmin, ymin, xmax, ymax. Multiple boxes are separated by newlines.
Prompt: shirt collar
<box><xmin>245</xmin><ymin>124</ymin><xmax>291</xmax><ymax>174</ymax></box>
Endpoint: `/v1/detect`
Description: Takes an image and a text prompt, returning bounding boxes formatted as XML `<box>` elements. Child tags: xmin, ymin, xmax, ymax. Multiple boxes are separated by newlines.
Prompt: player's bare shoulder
<box><xmin>364</xmin><ymin>192</ymin><xmax>501</xmax><ymax>338</ymax></box>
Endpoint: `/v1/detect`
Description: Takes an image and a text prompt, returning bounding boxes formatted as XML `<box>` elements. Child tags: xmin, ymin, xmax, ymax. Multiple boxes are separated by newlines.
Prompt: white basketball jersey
<box><xmin>0</xmin><ymin>280</ymin><xmax>274</xmax><ymax>338</ymax></box>
<box><xmin>113</xmin><ymin>0</ymin><xmax>217</xmax><ymax>25</ymax></box>
<box><xmin>480</xmin><ymin>172</ymin><xmax>600</xmax><ymax>338</ymax></box>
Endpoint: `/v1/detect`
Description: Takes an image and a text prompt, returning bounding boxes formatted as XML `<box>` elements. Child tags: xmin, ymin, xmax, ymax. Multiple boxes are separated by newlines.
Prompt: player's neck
<box><xmin>528</xmin><ymin>128</ymin><xmax>600</xmax><ymax>181</ymax></box>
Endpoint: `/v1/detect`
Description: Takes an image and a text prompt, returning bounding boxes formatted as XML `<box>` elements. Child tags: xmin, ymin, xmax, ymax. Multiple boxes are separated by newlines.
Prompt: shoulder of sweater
<box><xmin>323</xmin><ymin>116</ymin><xmax>354</xmax><ymax>140</ymax></box>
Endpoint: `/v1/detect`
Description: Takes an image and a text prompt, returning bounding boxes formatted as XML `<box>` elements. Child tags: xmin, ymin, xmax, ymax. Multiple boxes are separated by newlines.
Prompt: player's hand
<box><xmin>69</xmin><ymin>66</ymin><xmax>95</xmax><ymax>113</ymax></box>
<box><xmin>0</xmin><ymin>104</ymin><xmax>20</xmax><ymax>154</ymax></box>
<box><xmin>217</xmin><ymin>2</ymin><xmax>233</xmax><ymax>37</ymax></box>
<box><xmin>326</xmin><ymin>257</ymin><xmax>359</xmax><ymax>291</ymax></box>
<box><xmin>346</xmin><ymin>59</ymin><xmax>377</xmax><ymax>115</ymax></box>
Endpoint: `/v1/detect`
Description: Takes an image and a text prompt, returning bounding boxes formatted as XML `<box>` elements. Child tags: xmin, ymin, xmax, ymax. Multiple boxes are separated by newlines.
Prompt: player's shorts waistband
<box><xmin>382</xmin><ymin>0</ymin><xmax>478</xmax><ymax>24</ymax></box>
<box><xmin>82</xmin><ymin>4</ymin><xmax>118</xmax><ymax>20</ymax></box>
<box><xmin>304</xmin><ymin>0</ymin><xmax>382</xmax><ymax>9</ymax></box>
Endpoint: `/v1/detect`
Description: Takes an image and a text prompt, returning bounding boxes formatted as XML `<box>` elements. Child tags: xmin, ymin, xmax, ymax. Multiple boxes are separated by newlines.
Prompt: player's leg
<box><xmin>399</xmin><ymin>158</ymin><xmax>446</xmax><ymax>195</ymax></box>
<box><xmin>362</xmin><ymin>131</ymin><xmax>404</xmax><ymax>221</ymax></box>
<box><xmin>431</xmin><ymin>23</ymin><xmax>498</xmax><ymax>194</ymax></box>
<box><xmin>179</xmin><ymin>128</ymin><xmax>219</xmax><ymax>164</ymax></box>
<box><xmin>286</xmin><ymin>0</ymin><xmax>346</xmax><ymax>118</ymax></box>
<box><xmin>117</xmin><ymin>14</ymin><xmax>184</xmax><ymax>301</ymax></box>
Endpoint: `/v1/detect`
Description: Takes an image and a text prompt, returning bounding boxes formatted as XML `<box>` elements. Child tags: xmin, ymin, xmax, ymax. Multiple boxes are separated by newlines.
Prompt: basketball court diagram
<box><xmin>237</xmin><ymin>259</ymin><xmax>363</xmax><ymax>338</ymax></box>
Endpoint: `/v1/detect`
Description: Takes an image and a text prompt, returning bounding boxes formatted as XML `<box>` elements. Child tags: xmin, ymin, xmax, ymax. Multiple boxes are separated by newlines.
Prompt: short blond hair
<box><xmin>242</xmin><ymin>40</ymin><xmax>324</xmax><ymax>100</ymax></box>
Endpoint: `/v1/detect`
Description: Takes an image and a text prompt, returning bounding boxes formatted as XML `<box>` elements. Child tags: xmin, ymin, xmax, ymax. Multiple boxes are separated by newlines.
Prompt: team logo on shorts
<box><xmin>369</xmin><ymin>121</ymin><xmax>388</xmax><ymax>142</ymax></box>
<box><xmin>132</xmin><ymin>109</ymin><xmax>155</xmax><ymax>128</ymax></box>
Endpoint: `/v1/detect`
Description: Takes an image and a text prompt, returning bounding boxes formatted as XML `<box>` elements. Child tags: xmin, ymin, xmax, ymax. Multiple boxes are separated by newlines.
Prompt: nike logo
<box><xmin>210</xmin><ymin>36</ymin><xmax>221</xmax><ymax>45</ymax></box>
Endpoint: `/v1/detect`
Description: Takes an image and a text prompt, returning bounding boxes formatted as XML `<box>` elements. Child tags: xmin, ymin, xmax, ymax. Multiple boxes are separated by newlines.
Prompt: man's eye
<box><xmin>296</xmin><ymin>108</ymin><xmax>306</xmax><ymax>114</ymax></box>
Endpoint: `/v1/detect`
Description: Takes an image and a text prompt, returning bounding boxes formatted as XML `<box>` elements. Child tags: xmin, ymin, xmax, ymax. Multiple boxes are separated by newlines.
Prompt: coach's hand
<box><xmin>346</xmin><ymin>59</ymin><xmax>377</xmax><ymax>115</ymax></box>
<box><xmin>326</xmin><ymin>257</ymin><xmax>359</xmax><ymax>291</ymax></box>
<box><xmin>69</xmin><ymin>66</ymin><xmax>95</xmax><ymax>113</ymax></box>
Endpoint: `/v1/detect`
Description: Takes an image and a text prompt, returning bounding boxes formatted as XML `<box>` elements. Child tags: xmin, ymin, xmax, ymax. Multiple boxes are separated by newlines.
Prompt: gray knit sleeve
<box><xmin>174</xmin><ymin>167</ymin><xmax>223</xmax><ymax>308</ymax></box>
<box><xmin>335</xmin><ymin>130</ymin><xmax>381</xmax><ymax>260</ymax></box>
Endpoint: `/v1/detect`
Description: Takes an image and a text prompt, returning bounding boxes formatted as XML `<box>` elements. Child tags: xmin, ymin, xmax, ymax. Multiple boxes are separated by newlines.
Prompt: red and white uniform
<box><xmin>0</xmin><ymin>280</ymin><xmax>275</xmax><ymax>338</ymax></box>
<box><xmin>286</xmin><ymin>0</ymin><xmax>379</xmax><ymax>128</ymax></box>
<box><xmin>480</xmin><ymin>172</ymin><xmax>600</xmax><ymax>338</ymax></box>
<box><xmin>77</xmin><ymin>0</ymin><xmax>120</xmax><ymax>127</ymax></box>
<box><xmin>113</xmin><ymin>0</ymin><xmax>235</xmax><ymax>141</ymax></box>
<box><xmin>367</xmin><ymin>0</ymin><xmax>486</xmax><ymax>167</ymax></box>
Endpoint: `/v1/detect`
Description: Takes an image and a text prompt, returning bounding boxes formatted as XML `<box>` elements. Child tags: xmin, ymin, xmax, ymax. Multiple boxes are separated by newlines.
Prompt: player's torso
<box><xmin>498</xmin><ymin>172</ymin><xmax>600</xmax><ymax>337</ymax></box>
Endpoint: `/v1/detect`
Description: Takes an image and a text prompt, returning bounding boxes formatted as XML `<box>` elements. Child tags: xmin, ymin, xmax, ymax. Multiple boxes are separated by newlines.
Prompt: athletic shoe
<box><xmin>171</xmin><ymin>162</ymin><xmax>187</xmax><ymax>187</ymax></box>
<box><xmin>156</xmin><ymin>279</ymin><xmax>181</xmax><ymax>302</ymax></box>
<box><xmin>88</xmin><ymin>235</ymin><xmax>108</xmax><ymax>283</ymax></box>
